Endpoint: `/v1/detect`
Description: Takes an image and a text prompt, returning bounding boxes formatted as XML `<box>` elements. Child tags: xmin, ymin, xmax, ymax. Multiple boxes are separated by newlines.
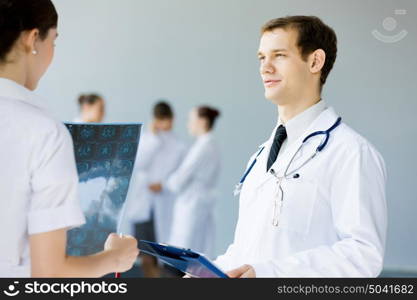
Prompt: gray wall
<box><xmin>37</xmin><ymin>0</ymin><xmax>417</xmax><ymax>270</ymax></box>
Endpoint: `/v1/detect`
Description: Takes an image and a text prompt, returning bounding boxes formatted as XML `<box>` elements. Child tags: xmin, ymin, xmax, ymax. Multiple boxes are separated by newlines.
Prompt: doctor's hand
<box><xmin>149</xmin><ymin>183</ymin><xmax>162</xmax><ymax>193</ymax></box>
<box><xmin>104</xmin><ymin>233</ymin><xmax>139</xmax><ymax>273</ymax></box>
<box><xmin>227</xmin><ymin>265</ymin><xmax>256</xmax><ymax>278</ymax></box>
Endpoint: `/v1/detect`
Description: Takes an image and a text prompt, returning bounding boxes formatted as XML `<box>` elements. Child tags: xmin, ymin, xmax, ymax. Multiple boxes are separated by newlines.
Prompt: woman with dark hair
<box><xmin>73</xmin><ymin>93</ymin><xmax>105</xmax><ymax>123</ymax></box>
<box><xmin>149</xmin><ymin>106</ymin><xmax>221</xmax><ymax>258</ymax></box>
<box><xmin>0</xmin><ymin>0</ymin><xmax>138</xmax><ymax>277</ymax></box>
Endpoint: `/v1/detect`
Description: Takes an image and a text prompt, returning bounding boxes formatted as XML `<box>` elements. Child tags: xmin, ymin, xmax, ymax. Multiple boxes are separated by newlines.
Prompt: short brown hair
<box><xmin>261</xmin><ymin>16</ymin><xmax>337</xmax><ymax>88</ymax></box>
<box><xmin>153</xmin><ymin>101</ymin><xmax>173</xmax><ymax>119</ymax></box>
<box><xmin>78</xmin><ymin>94</ymin><xmax>103</xmax><ymax>106</ymax></box>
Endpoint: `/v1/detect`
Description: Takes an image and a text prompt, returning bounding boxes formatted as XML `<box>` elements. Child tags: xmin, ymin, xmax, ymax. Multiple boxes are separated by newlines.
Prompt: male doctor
<box><xmin>214</xmin><ymin>16</ymin><xmax>387</xmax><ymax>277</ymax></box>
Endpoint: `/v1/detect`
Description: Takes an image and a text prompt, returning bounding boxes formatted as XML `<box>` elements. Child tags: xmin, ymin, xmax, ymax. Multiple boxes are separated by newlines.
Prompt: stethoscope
<box><xmin>233</xmin><ymin>117</ymin><xmax>342</xmax><ymax>225</ymax></box>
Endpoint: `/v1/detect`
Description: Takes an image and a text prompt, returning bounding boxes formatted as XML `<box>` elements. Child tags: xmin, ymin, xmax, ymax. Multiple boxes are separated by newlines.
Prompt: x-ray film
<box><xmin>64</xmin><ymin>123</ymin><xmax>142</xmax><ymax>256</ymax></box>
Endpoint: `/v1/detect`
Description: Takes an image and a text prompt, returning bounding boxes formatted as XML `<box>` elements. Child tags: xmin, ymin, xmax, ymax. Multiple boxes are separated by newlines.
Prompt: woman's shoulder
<box><xmin>7</xmin><ymin>97</ymin><xmax>71</xmax><ymax>144</ymax></box>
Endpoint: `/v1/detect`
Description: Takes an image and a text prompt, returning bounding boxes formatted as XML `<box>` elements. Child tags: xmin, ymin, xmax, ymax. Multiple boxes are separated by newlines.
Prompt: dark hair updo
<box><xmin>197</xmin><ymin>106</ymin><xmax>221</xmax><ymax>130</ymax></box>
<box><xmin>0</xmin><ymin>0</ymin><xmax>58</xmax><ymax>63</ymax></box>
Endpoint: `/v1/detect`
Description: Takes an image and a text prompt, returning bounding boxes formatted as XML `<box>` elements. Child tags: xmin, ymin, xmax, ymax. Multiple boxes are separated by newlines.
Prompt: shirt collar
<box><xmin>198</xmin><ymin>131</ymin><xmax>213</xmax><ymax>142</ymax></box>
<box><xmin>278</xmin><ymin>100</ymin><xmax>327</xmax><ymax>146</ymax></box>
<box><xmin>0</xmin><ymin>77</ymin><xmax>44</xmax><ymax>109</ymax></box>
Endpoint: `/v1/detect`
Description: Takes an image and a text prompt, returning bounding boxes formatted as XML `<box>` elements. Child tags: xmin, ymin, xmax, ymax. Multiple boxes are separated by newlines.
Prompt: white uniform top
<box><xmin>72</xmin><ymin>117</ymin><xmax>82</xmax><ymax>123</ymax></box>
<box><xmin>167</xmin><ymin>132</ymin><xmax>221</xmax><ymax>258</ymax></box>
<box><xmin>121</xmin><ymin>129</ymin><xmax>185</xmax><ymax>243</ymax></box>
<box><xmin>0</xmin><ymin>78</ymin><xmax>85</xmax><ymax>277</ymax></box>
<box><xmin>275</xmin><ymin>100</ymin><xmax>328</xmax><ymax>156</ymax></box>
<box><xmin>215</xmin><ymin>102</ymin><xmax>387</xmax><ymax>277</ymax></box>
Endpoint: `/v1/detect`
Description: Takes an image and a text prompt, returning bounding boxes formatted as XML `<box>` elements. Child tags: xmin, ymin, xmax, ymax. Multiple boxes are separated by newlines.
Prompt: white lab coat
<box><xmin>121</xmin><ymin>130</ymin><xmax>185</xmax><ymax>243</ymax></box>
<box><xmin>0</xmin><ymin>78</ymin><xmax>85</xmax><ymax>277</ymax></box>
<box><xmin>215</xmin><ymin>107</ymin><xmax>387</xmax><ymax>277</ymax></box>
<box><xmin>167</xmin><ymin>132</ymin><xmax>221</xmax><ymax>258</ymax></box>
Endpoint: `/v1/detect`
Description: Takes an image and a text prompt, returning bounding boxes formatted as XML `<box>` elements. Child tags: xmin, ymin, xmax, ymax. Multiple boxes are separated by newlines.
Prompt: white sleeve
<box><xmin>251</xmin><ymin>144</ymin><xmax>387</xmax><ymax>277</ymax></box>
<box><xmin>214</xmin><ymin>150</ymin><xmax>261</xmax><ymax>271</ymax></box>
<box><xmin>165</xmin><ymin>144</ymin><xmax>205</xmax><ymax>194</ymax></box>
<box><xmin>28</xmin><ymin>122</ymin><xmax>85</xmax><ymax>235</ymax></box>
<box><xmin>214</xmin><ymin>243</ymin><xmax>239</xmax><ymax>271</ymax></box>
<box><xmin>134</xmin><ymin>131</ymin><xmax>161</xmax><ymax>172</ymax></box>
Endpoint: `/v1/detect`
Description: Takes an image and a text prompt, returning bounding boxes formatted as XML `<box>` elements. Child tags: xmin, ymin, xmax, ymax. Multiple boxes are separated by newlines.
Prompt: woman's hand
<box><xmin>30</xmin><ymin>229</ymin><xmax>139</xmax><ymax>277</ymax></box>
<box><xmin>104</xmin><ymin>233</ymin><xmax>140</xmax><ymax>273</ymax></box>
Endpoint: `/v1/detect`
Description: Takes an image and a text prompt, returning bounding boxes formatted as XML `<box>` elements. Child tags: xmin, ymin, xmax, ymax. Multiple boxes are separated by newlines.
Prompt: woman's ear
<box><xmin>309</xmin><ymin>49</ymin><xmax>326</xmax><ymax>74</ymax></box>
<box><xmin>21</xmin><ymin>28</ymin><xmax>40</xmax><ymax>54</ymax></box>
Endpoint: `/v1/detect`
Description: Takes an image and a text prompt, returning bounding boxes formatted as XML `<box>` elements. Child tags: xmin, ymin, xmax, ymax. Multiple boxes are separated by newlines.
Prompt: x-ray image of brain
<box><xmin>64</xmin><ymin>123</ymin><xmax>142</xmax><ymax>256</ymax></box>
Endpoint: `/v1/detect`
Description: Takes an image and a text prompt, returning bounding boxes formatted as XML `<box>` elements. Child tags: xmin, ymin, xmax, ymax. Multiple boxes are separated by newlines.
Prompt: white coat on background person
<box><xmin>122</xmin><ymin>127</ymin><xmax>185</xmax><ymax>243</ymax></box>
<box><xmin>149</xmin><ymin>106</ymin><xmax>221</xmax><ymax>258</ymax></box>
<box><xmin>153</xmin><ymin>132</ymin><xmax>186</xmax><ymax>243</ymax></box>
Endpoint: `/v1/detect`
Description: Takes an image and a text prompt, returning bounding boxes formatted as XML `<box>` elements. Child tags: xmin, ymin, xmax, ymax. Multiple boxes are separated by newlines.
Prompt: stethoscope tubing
<box><xmin>235</xmin><ymin>117</ymin><xmax>342</xmax><ymax>194</ymax></box>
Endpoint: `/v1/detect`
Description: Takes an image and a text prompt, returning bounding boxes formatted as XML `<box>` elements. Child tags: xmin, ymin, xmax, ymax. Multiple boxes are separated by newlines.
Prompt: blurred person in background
<box><xmin>149</xmin><ymin>105</ymin><xmax>221</xmax><ymax>259</ymax></box>
<box><xmin>122</xmin><ymin>101</ymin><xmax>185</xmax><ymax>277</ymax></box>
<box><xmin>73</xmin><ymin>93</ymin><xmax>105</xmax><ymax>123</ymax></box>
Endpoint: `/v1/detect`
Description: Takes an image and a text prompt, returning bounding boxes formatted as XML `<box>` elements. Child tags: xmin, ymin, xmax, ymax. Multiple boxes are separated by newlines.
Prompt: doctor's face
<box><xmin>187</xmin><ymin>109</ymin><xmax>199</xmax><ymax>136</ymax></box>
<box><xmin>81</xmin><ymin>99</ymin><xmax>105</xmax><ymax>123</ymax></box>
<box><xmin>154</xmin><ymin>118</ymin><xmax>173</xmax><ymax>132</ymax></box>
<box><xmin>258</xmin><ymin>28</ymin><xmax>312</xmax><ymax>105</ymax></box>
<box><xmin>187</xmin><ymin>108</ymin><xmax>206</xmax><ymax>136</ymax></box>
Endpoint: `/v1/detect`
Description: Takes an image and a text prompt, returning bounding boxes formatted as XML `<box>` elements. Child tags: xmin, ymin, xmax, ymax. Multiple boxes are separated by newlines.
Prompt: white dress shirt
<box><xmin>0</xmin><ymin>78</ymin><xmax>85</xmax><ymax>277</ymax></box>
<box><xmin>277</xmin><ymin>100</ymin><xmax>327</xmax><ymax>156</ymax></box>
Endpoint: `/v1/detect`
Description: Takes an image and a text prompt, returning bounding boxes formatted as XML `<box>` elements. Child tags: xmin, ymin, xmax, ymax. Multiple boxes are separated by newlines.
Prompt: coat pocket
<box><xmin>278</xmin><ymin>178</ymin><xmax>318</xmax><ymax>237</ymax></box>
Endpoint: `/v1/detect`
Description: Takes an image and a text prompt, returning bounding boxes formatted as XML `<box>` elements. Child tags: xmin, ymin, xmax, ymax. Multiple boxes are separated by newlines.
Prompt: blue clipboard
<box><xmin>139</xmin><ymin>240</ymin><xmax>228</xmax><ymax>278</ymax></box>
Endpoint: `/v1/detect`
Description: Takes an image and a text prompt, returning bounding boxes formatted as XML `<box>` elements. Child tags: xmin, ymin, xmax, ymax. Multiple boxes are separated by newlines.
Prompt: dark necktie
<box><xmin>267</xmin><ymin>125</ymin><xmax>287</xmax><ymax>171</ymax></box>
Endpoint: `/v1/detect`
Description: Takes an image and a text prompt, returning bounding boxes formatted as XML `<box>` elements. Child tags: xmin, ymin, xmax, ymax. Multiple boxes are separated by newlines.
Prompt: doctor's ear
<box><xmin>21</xmin><ymin>29</ymin><xmax>40</xmax><ymax>55</ymax></box>
<box><xmin>309</xmin><ymin>49</ymin><xmax>326</xmax><ymax>74</ymax></box>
